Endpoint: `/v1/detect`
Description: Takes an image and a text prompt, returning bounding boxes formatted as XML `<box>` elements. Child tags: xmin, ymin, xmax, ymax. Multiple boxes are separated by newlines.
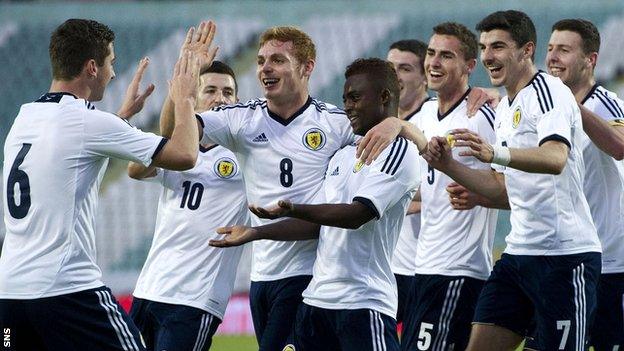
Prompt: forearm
<box><xmin>289</xmin><ymin>202</ymin><xmax>375</xmax><ymax>230</ymax></box>
<box><xmin>398</xmin><ymin>119</ymin><xmax>428</xmax><ymax>153</ymax></box>
<box><xmin>406</xmin><ymin>200</ymin><xmax>421</xmax><ymax>215</ymax></box>
<box><xmin>444</xmin><ymin>160</ymin><xmax>508</xmax><ymax>205</ymax></box>
<box><xmin>127</xmin><ymin>162</ymin><xmax>157</xmax><ymax>179</ymax></box>
<box><xmin>152</xmin><ymin>98</ymin><xmax>198</xmax><ymax>170</ymax></box>
<box><xmin>253</xmin><ymin>218</ymin><xmax>321</xmax><ymax>241</ymax></box>
<box><xmin>473</xmin><ymin>191</ymin><xmax>510</xmax><ymax>210</ymax></box>
<box><xmin>580</xmin><ymin>105</ymin><xmax>624</xmax><ymax>160</ymax></box>
<box><xmin>506</xmin><ymin>143</ymin><xmax>567</xmax><ymax>174</ymax></box>
<box><xmin>160</xmin><ymin>96</ymin><xmax>176</xmax><ymax>138</ymax></box>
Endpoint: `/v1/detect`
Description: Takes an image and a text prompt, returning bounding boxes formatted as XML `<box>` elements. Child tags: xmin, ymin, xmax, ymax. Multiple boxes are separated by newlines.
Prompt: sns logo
<box><xmin>3</xmin><ymin>328</ymin><xmax>10</xmax><ymax>348</ymax></box>
<box><xmin>302</xmin><ymin>128</ymin><xmax>326</xmax><ymax>151</ymax></box>
<box><xmin>214</xmin><ymin>157</ymin><xmax>237</xmax><ymax>179</ymax></box>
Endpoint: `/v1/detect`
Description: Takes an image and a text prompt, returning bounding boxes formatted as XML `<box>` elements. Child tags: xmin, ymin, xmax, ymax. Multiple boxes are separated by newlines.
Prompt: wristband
<box><xmin>491</xmin><ymin>145</ymin><xmax>511</xmax><ymax>166</ymax></box>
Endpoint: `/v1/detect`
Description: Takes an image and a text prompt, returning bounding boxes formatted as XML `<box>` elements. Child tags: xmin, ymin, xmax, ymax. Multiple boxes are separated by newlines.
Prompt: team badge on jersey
<box><xmin>214</xmin><ymin>157</ymin><xmax>237</xmax><ymax>179</ymax></box>
<box><xmin>353</xmin><ymin>159</ymin><xmax>365</xmax><ymax>173</ymax></box>
<box><xmin>302</xmin><ymin>128</ymin><xmax>326</xmax><ymax>151</ymax></box>
<box><xmin>512</xmin><ymin>106</ymin><xmax>522</xmax><ymax>129</ymax></box>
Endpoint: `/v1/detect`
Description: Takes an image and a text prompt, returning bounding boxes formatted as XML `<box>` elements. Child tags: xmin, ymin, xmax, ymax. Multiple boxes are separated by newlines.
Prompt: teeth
<box><xmin>262</xmin><ymin>78</ymin><xmax>279</xmax><ymax>86</ymax></box>
<box><xmin>429</xmin><ymin>71</ymin><xmax>443</xmax><ymax>77</ymax></box>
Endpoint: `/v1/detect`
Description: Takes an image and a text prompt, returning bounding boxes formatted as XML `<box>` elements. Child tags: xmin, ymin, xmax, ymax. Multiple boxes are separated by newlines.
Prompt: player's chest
<box><xmin>324</xmin><ymin>156</ymin><xmax>368</xmax><ymax>202</ymax></box>
<box><xmin>496</xmin><ymin>103</ymin><xmax>537</xmax><ymax>147</ymax></box>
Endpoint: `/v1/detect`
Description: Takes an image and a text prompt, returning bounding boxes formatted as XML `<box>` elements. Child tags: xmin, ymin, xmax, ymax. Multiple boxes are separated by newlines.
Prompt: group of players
<box><xmin>0</xmin><ymin>8</ymin><xmax>623</xmax><ymax>351</ymax></box>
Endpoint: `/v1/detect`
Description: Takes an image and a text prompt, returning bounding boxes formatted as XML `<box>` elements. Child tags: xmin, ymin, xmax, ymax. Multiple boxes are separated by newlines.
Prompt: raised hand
<box><xmin>180</xmin><ymin>21</ymin><xmax>219</xmax><ymax>70</ymax></box>
<box><xmin>450</xmin><ymin>128</ymin><xmax>494</xmax><ymax>163</ymax></box>
<box><xmin>117</xmin><ymin>57</ymin><xmax>155</xmax><ymax>119</ymax></box>
<box><xmin>466</xmin><ymin>87</ymin><xmax>501</xmax><ymax>117</ymax></box>
<box><xmin>169</xmin><ymin>50</ymin><xmax>200</xmax><ymax>106</ymax></box>
<box><xmin>249</xmin><ymin>200</ymin><xmax>294</xmax><ymax>220</ymax></box>
<box><xmin>209</xmin><ymin>225</ymin><xmax>258</xmax><ymax>248</ymax></box>
<box><xmin>356</xmin><ymin>117</ymin><xmax>401</xmax><ymax>165</ymax></box>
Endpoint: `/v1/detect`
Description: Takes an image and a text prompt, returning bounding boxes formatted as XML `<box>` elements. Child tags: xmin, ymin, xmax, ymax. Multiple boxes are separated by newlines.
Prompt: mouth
<box><xmin>549</xmin><ymin>66</ymin><xmax>565</xmax><ymax>75</ymax></box>
<box><xmin>486</xmin><ymin>65</ymin><xmax>503</xmax><ymax>76</ymax></box>
<box><xmin>262</xmin><ymin>78</ymin><xmax>280</xmax><ymax>88</ymax></box>
<box><xmin>428</xmin><ymin>70</ymin><xmax>444</xmax><ymax>79</ymax></box>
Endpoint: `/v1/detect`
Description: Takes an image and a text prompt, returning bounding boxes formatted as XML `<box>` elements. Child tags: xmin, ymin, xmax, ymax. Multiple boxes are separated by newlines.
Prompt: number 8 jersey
<box><xmin>198</xmin><ymin>97</ymin><xmax>354</xmax><ymax>281</ymax></box>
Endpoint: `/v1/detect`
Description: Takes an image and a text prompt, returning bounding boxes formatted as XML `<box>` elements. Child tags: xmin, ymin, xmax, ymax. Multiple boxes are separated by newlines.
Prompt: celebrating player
<box><xmin>127</xmin><ymin>60</ymin><xmax>246</xmax><ymax>351</ymax></box>
<box><xmin>0</xmin><ymin>19</ymin><xmax>201</xmax><ymax>350</ymax></box>
<box><xmin>210</xmin><ymin>57</ymin><xmax>424</xmax><ymax>351</ymax></box>
<box><xmin>423</xmin><ymin>10</ymin><xmax>602</xmax><ymax>350</ymax></box>
<box><xmin>400</xmin><ymin>22</ymin><xmax>498</xmax><ymax>351</ymax></box>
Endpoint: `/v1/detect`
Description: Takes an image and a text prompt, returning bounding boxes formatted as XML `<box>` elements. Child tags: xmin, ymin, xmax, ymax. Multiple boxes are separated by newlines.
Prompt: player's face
<box><xmin>90</xmin><ymin>42</ymin><xmax>116</xmax><ymax>101</ymax></box>
<box><xmin>343</xmin><ymin>73</ymin><xmax>382</xmax><ymax>136</ymax></box>
<box><xmin>479</xmin><ymin>29</ymin><xmax>525</xmax><ymax>88</ymax></box>
<box><xmin>196</xmin><ymin>72</ymin><xmax>237</xmax><ymax>112</ymax></box>
<box><xmin>386</xmin><ymin>49</ymin><xmax>426</xmax><ymax>107</ymax></box>
<box><xmin>425</xmin><ymin>34</ymin><xmax>474</xmax><ymax>94</ymax></box>
<box><xmin>257</xmin><ymin>40</ymin><xmax>308</xmax><ymax>103</ymax></box>
<box><xmin>546</xmin><ymin>30</ymin><xmax>591</xmax><ymax>88</ymax></box>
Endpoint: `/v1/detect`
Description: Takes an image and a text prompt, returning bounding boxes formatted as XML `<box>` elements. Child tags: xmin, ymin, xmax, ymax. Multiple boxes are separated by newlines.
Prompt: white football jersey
<box><xmin>302</xmin><ymin>139</ymin><xmax>421</xmax><ymax>318</ymax></box>
<box><xmin>132</xmin><ymin>146</ymin><xmax>248</xmax><ymax>319</ymax></box>
<box><xmin>493</xmin><ymin>72</ymin><xmax>601</xmax><ymax>255</ymax></box>
<box><xmin>0</xmin><ymin>92</ymin><xmax>164</xmax><ymax>299</ymax></box>
<box><xmin>580</xmin><ymin>85</ymin><xmax>624</xmax><ymax>273</ymax></box>
<box><xmin>198</xmin><ymin>97</ymin><xmax>354</xmax><ymax>281</ymax></box>
<box><xmin>414</xmin><ymin>94</ymin><xmax>498</xmax><ymax>280</ymax></box>
<box><xmin>391</xmin><ymin>102</ymin><xmax>428</xmax><ymax>276</ymax></box>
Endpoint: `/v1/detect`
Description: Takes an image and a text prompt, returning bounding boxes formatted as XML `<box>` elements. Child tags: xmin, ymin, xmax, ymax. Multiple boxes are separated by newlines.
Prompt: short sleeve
<box><xmin>474</xmin><ymin>105</ymin><xmax>497</xmax><ymax>144</ymax></box>
<box><xmin>591</xmin><ymin>88</ymin><xmax>624</xmax><ymax>123</ymax></box>
<box><xmin>198</xmin><ymin>108</ymin><xmax>242</xmax><ymax>151</ymax></box>
<box><xmin>353</xmin><ymin>138</ymin><xmax>421</xmax><ymax>219</ymax></box>
<box><xmin>534</xmin><ymin>82</ymin><xmax>576</xmax><ymax>149</ymax></box>
<box><xmin>83</xmin><ymin>110</ymin><xmax>165</xmax><ymax>167</ymax></box>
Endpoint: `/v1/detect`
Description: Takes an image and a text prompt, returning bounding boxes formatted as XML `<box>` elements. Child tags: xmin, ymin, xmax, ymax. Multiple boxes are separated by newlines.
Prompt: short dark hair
<box><xmin>389</xmin><ymin>39</ymin><xmax>427</xmax><ymax>74</ymax></box>
<box><xmin>345</xmin><ymin>58</ymin><xmax>400</xmax><ymax>106</ymax></box>
<box><xmin>49</xmin><ymin>19</ymin><xmax>115</xmax><ymax>80</ymax></box>
<box><xmin>432</xmin><ymin>22</ymin><xmax>478</xmax><ymax>61</ymax></box>
<box><xmin>200</xmin><ymin>60</ymin><xmax>238</xmax><ymax>94</ymax></box>
<box><xmin>552</xmin><ymin>18</ymin><xmax>600</xmax><ymax>54</ymax></box>
<box><xmin>476</xmin><ymin>10</ymin><xmax>536</xmax><ymax>56</ymax></box>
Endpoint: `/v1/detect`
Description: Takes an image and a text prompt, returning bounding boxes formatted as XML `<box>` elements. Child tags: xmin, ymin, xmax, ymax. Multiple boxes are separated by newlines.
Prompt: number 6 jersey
<box><xmin>198</xmin><ymin>97</ymin><xmax>354</xmax><ymax>281</ymax></box>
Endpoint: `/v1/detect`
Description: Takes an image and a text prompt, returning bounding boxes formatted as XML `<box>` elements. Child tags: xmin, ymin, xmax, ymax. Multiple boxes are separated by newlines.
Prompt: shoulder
<box><xmin>475</xmin><ymin>103</ymin><xmax>496</xmax><ymax>130</ymax></box>
<box><xmin>376</xmin><ymin>137</ymin><xmax>418</xmax><ymax>176</ymax></box>
<box><xmin>585</xmin><ymin>85</ymin><xmax>624</xmax><ymax>119</ymax></box>
<box><xmin>310</xmin><ymin>98</ymin><xmax>346</xmax><ymax>116</ymax></box>
<box><xmin>526</xmin><ymin>72</ymin><xmax>574</xmax><ymax>113</ymax></box>
<box><xmin>211</xmin><ymin>98</ymin><xmax>267</xmax><ymax>113</ymax></box>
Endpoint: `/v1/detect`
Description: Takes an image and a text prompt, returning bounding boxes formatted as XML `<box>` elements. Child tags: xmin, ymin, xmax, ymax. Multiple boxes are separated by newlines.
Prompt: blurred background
<box><xmin>1</xmin><ymin>0</ymin><xmax>624</xmax><ymax>349</ymax></box>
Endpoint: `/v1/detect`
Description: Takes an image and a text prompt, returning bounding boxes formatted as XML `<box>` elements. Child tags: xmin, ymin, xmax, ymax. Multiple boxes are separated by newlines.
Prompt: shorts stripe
<box><xmin>95</xmin><ymin>291</ymin><xmax>139</xmax><ymax>351</ymax></box>
<box><xmin>573</xmin><ymin>264</ymin><xmax>586</xmax><ymax>351</ymax></box>
<box><xmin>369</xmin><ymin>310</ymin><xmax>386</xmax><ymax>351</ymax></box>
<box><xmin>376</xmin><ymin>312</ymin><xmax>387</xmax><ymax>351</ymax></box>
<box><xmin>433</xmin><ymin>278</ymin><xmax>464</xmax><ymax>351</ymax></box>
<box><xmin>192</xmin><ymin>313</ymin><xmax>212</xmax><ymax>351</ymax></box>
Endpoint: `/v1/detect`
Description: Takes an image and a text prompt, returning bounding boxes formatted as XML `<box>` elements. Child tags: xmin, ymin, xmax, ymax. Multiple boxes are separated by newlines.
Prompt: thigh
<box><xmin>249</xmin><ymin>280</ymin><xmax>268</xmax><ymax>344</ymax></box>
<box><xmin>590</xmin><ymin>273</ymin><xmax>624</xmax><ymax>350</ymax></box>
<box><xmin>258</xmin><ymin>275</ymin><xmax>311</xmax><ymax>351</ymax></box>
<box><xmin>26</xmin><ymin>286</ymin><xmax>146</xmax><ymax>351</ymax></box>
<box><xmin>531</xmin><ymin>253</ymin><xmax>601</xmax><ymax>351</ymax></box>
<box><xmin>337</xmin><ymin>309</ymin><xmax>399</xmax><ymax>351</ymax></box>
<box><xmin>152</xmin><ymin>303</ymin><xmax>221</xmax><ymax>351</ymax></box>
<box><xmin>294</xmin><ymin>303</ymin><xmax>339</xmax><ymax>351</ymax></box>
<box><xmin>129</xmin><ymin>298</ymin><xmax>156</xmax><ymax>350</ymax></box>
<box><xmin>401</xmin><ymin>275</ymin><xmax>484</xmax><ymax>351</ymax></box>
<box><xmin>395</xmin><ymin>274</ymin><xmax>416</xmax><ymax>324</ymax></box>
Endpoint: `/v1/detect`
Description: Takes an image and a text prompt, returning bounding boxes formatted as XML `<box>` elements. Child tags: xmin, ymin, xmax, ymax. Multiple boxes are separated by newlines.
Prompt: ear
<box><xmin>301</xmin><ymin>59</ymin><xmax>315</xmax><ymax>78</ymax></box>
<box><xmin>84</xmin><ymin>59</ymin><xmax>98</xmax><ymax>79</ymax></box>
<box><xmin>523</xmin><ymin>41</ymin><xmax>536</xmax><ymax>61</ymax></box>
<box><xmin>465</xmin><ymin>58</ymin><xmax>477</xmax><ymax>75</ymax></box>
<box><xmin>587</xmin><ymin>51</ymin><xmax>598</xmax><ymax>70</ymax></box>
<box><xmin>380</xmin><ymin>88</ymin><xmax>391</xmax><ymax>105</ymax></box>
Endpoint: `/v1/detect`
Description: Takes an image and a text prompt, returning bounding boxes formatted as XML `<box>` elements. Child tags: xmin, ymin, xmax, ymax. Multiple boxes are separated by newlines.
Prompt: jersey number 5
<box><xmin>7</xmin><ymin>143</ymin><xmax>32</xmax><ymax>219</ymax></box>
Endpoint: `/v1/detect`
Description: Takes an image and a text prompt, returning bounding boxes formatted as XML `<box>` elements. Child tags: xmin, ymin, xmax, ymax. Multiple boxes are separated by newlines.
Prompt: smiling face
<box><xmin>90</xmin><ymin>42</ymin><xmax>116</xmax><ymax>101</ymax></box>
<box><xmin>343</xmin><ymin>73</ymin><xmax>385</xmax><ymax>136</ymax></box>
<box><xmin>546</xmin><ymin>30</ymin><xmax>593</xmax><ymax>89</ymax></box>
<box><xmin>479</xmin><ymin>29</ymin><xmax>529</xmax><ymax>89</ymax></box>
<box><xmin>256</xmin><ymin>39</ymin><xmax>310</xmax><ymax>104</ymax></box>
<box><xmin>386</xmin><ymin>48</ymin><xmax>426</xmax><ymax>109</ymax></box>
<box><xmin>424</xmin><ymin>34</ymin><xmax>474</xmax><ymax>95</ymax></box>
<box><xmin>196</xmin><ymin>72</ymin><xmax>237</xmax><ymax>111</ymax></box>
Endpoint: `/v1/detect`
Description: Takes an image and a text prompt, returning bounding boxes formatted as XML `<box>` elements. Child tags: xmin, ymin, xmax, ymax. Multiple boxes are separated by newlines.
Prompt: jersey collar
<box><xmin>438</xmin><ymin>88</ymin><xmax>471</xmax><ymax>121</ymax></box>
<box><xmin>266</xmin><ymin>96</ymin><xmax>312</xmax><ymax>126</ymax></box>
<box><xmin>580</xmin><ymin>84</ymin><xmax>599</xmax><ymax>105</ymax></box>
<box><xmin>404</xmin><ymin>96</ymin><xmax>431</xmax><ymax>122</ymax></box>
<box><xmin>199</xmin><ymin>144</ymin><xmax>219</xmax><ymax>153</ymax></box>
<box><xmin>35</xmin><ymin>92</ymin><xmax>78</xmax><ymax>103</ymax></box>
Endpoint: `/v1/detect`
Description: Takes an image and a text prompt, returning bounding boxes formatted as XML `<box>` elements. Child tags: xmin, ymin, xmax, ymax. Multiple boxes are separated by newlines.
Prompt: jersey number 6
<box><xmin>7</xmin><ymin>143</ymin><xmax>32</xmax><ymax>219</ymax></box>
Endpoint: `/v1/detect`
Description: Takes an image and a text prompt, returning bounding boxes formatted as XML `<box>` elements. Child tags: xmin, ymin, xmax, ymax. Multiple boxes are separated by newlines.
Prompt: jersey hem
<box><xmin>503</xmin><ymin>246</ymin><xmax>602</xmax><ymax>256</ymax></box>
<box><xmin>302</xmin><ymin>299</ymin><xmax>396</xmax><ymax>319</ymax></box>
<box><xmin>250</xmin><ymin>270</ymin><xmax>314</xmax><ymax>282</ymax></box>
<box><xmin>132</xmin><ymin>292</ymin><xmax>225</xmax><ymax>320</ymax></box>
<box><xmin>391</xmin><ymin>268</ymin><xmax>416</xmax><ymax>276</ymax></box>
<box><xmin>413</xmin><ymin>268</ymin><xmax>490</xmax><ymax>281</ymax></box>
<box><xmin>0</xmin><ymin>281</ymin><xmax>104</xmax><ymax>300</ymax></box>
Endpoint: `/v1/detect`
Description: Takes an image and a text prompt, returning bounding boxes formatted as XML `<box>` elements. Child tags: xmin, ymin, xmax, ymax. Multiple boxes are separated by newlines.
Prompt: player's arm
<box><xmin>248</xmin><ymin>200</ymin><xmax>376</xmax><ymax>230</ymax></box>
<box><xmin>423</xmin><ymin>136</ymin><xmax>508</xmax><ymax>205</ymax></box>
<box><xmin>446</xmin><ymin>181</ymin><xmax>510</xmax><ymax>210</ymax></box>
<box><xmin>356</xmin><ymin>117</ymin><xmax>428</xmax><ymax>164</ymax></box>
<box><xmin>579</xmin><ymin>104</ymin><xmax>624</xmax><ymax>160</ymax></box>
<box><xmin>406</xmin><ymin>190</ymin><xmax>421</xmax><ymax>215</ymax></box>
<box><xmin>209</xmin><ymin>218</ymin><xmax>321</xmax><ymax>247</ymax></box>
<box><xmin>465</xmin><ymin>87</ymin><xmax>501</xmax><ymax>117</ymax></box>
<box><xmin>450</xmin><ymin>128</ymin><xmax>568</xmax><ymax>174</ymax></box>
<box><xmin>127</xmin><ymin>162</ymin><xmax>157</xmax><ymax>179</ymax></box>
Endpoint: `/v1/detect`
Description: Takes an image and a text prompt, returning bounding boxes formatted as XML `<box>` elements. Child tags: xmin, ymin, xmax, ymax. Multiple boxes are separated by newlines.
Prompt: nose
<box><xmin>481</xmin><ymin>47</ymin><xmax>494</xmax><ymax>65</ymax></box>
<box><xmin>214</xmin><ymin>90</ymin><xmax>227</xmax><ymax>105</ymax></box>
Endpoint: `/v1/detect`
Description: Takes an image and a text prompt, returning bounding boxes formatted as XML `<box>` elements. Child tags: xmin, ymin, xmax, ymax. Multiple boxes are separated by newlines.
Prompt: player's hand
<box><xmin>422</xmin><ymin>136</ymin><xmax>453</xmax><ymax>171</ymax></box>
<box><xmin>117</xmin><ymin>57</ymin><xmax>155</xmax><ymax>119</ymax></box>
<box><xmin>450</xmin><ymin>128</ymin><xmax>494</xmax><ymax>163</ymax></box>
<box><xmin>466</xmin><ymin>87</ymin><xmax>501</xmax><ymax>117</ymax></box>
<box><xmin>446</xmin><ymin>182</ymin><xmax>479</xmax><ymax>210</ymax></box>
<box><xmin>180</xmin><ymin>21</ymin><xmax>219</xmax><ymax>70</ymax></box>
<box><xmin>209</xmin><ymin>225</ymin><xmax>258</xmax><ymax>247</ymax></box>
<box><xmin>357</xmin><ymin>117</ymin><xmax>401</xmax><ymax>165</ymax></box>
<box><xmin>169</xmin><ymin>50</ymin><xmax>200</xmax><ymax>106</ymax></box>
<box><xmin>249</xmin><ymin>200</ymin><xmax>294</xmax><ymax>220</ymax></box>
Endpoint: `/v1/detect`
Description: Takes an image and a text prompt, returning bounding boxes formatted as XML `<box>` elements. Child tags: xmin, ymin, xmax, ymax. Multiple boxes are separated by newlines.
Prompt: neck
<box><xmin>399</xmin><ymin>91</ymin><xmax>429</xmax><ymax>119</ymax></box>
<box><xmin>506</xmin><ymin>63</ymin><xmax>537</xmax><ymax>100</ymax></box>
<box><xmin>49</xmin><ymin>79</ymin><xmax>92</xmax><ymax>100</ymax></box>
<box><xmin>437</xmin><ymin>84</ymin><xmax>469</xmax><ymax>116</ymax></box>
<box><xmin>267</xmin><ymin>89</ymin><xmax>309</xmax><ymax>120</ymax></box>
<box><xmin>569</xmin><ymin>76</ymin><xmax>596</xmax><ymax>103</ymax></box>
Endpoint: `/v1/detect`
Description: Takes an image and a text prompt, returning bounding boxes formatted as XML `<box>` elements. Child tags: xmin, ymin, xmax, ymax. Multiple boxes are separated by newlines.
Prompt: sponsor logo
<box><xmin>253</xmin><ymin>133</ymin><xmax>268</xmax><ymax>142</ymax></box>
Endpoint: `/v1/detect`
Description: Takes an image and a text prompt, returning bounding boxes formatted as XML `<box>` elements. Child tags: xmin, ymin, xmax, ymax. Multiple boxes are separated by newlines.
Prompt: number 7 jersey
<box><xmin>198</xmin><ymin>97</ymin><xmax>355</xmax><ymax>281</ymax></box>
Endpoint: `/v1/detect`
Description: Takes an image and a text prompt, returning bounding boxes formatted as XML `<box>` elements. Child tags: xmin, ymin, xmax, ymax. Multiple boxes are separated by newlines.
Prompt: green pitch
<box><xmin>212</xmin><ymin>336</ymin><xmax>258</xmax><ymax>351</ymax></box>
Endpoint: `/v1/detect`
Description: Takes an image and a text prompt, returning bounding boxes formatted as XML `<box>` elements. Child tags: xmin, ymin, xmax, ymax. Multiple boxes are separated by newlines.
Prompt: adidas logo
<box><xmin>252</xmin><ymin>133</ymin><xmax>268</xmax><ymax>142</ymax></box>
<box><xmin>330</xmin><ymin>166</ymin><xmax>340</xmax><ymax>176</ymax></box>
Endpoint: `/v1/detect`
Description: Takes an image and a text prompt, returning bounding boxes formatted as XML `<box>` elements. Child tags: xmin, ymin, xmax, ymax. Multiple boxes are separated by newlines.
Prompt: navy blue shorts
<box><xmin>0</xmin><ymin>286</ymin><xmax>145</xmax><ymax>351</ymax></box>
<box><xmin>249</xmin><ymin>275</ymin><xmax>312</xmax><ymax>351</ymax></box>
<box><xmin>129</xmin><ymin>298</ymin><xmax>221</xmax><ymax>351</ymax></box>
<box><xmin>294</xmin><ymin>303</ymin><xmax>400</xmax><ymax>351</ymax></box>
<box><xmin>395</xmin><ymin>273</ymin><xmax>416</xmax><ymax>324</ymax></box>
<box><xmin>589</xmin><ymin>272</ymin><xmax>624</xmax><ymax>350</ymax></box>
<box><xmin>400</xmin><ymin>274</ymin><xmax>484</xmax><ymax>351</ymax></box>
<box><xmin>474</xmin><ymin>253</ymin><xmax>601</xmax><ymax>351</ymax></box>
